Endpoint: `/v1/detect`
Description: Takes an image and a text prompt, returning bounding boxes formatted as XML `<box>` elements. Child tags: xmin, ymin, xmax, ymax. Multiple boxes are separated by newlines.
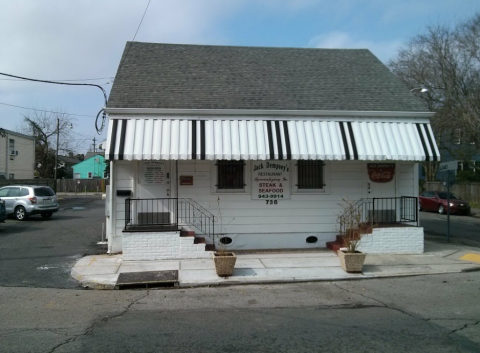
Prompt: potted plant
<box><xmin>213</xmin><ymin>239</ymin><xmax>237</xmax><ymax>277</ymax></box>
<box><xmin>213</xmin><ymin>197</ymin><xmax>236</xmax><ymax>277</ymax></box>
<box><xmin>336</xmin><ymin>199</ymin><xmax>372</xmax><ymax>273</ymax></box>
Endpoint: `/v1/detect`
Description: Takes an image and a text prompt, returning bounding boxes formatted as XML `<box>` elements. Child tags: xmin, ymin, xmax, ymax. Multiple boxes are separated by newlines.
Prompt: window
<box><xmin>20</xmin><ymin>188</ymin><xmax>29</xmax><ymax>196</ymax></box>
<box><xmin>34</xmin><ymin>187</ymin><xmax>55</xmax><ymax>197</ymax></box>
<box><xmin>8</xmin><ymin>174</ymin><xmax>14</xmax><ymax>180</ymax></box>
<box><xmin>216</xmin><ymin>160</ymin><xmax>245</xmax><ymax>191</ymax></box>
<box><xmin>8</xmin><ymin>187</ymin><xmax>20</xmax><ymax>197</ymax></box>
<box><xmin>297</xmin><ymin>160</ymin><xmax>324</xmax><ymax>189</ymax></box>
<box><xmin>0</xmin><ymin>188</ymin><xmax>10</xmax><ymax>197</ymax></box>
<box><xmin>9</xmin><ymin>139</ymin><xmax>14</xmax><ymax>151</ymax></box>
<box><xmin>88</xmin><ymin>172</ymin><xmax>93</xmax><ymax>179</ymax></box>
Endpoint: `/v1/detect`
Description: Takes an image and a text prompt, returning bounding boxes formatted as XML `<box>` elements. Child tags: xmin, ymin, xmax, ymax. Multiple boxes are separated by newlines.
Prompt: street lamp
<box><xmin>410</xmin><ymin>86</ymin><xmax>428</xmax><ymax>93</ymax></box>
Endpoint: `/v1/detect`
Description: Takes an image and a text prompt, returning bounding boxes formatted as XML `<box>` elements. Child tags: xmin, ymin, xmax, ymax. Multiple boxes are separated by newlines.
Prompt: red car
<box><xmin>419</xmin><ymin>191</ymin><xmax>471</xmax><ymax>215</ymax></box>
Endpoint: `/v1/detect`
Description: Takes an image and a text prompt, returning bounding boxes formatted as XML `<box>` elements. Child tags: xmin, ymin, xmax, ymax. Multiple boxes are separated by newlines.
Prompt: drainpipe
<box><xmin>108</xmin><ymin>160</ymin><xmax>114</xmax><ymax>254</ymax></box>
<box><xmin>176</xmin><ymin>160</ymin><xmax>179</xmax><ymax>226</ymax></box>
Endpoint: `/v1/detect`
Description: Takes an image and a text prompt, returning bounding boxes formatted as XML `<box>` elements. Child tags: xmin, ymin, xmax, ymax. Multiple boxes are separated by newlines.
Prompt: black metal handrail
<box><xmin>124</xmin><ymin>197</ymin><xmax>216</xmax><ymax>242</ymax></box>
<box><xmin>178</xmin><ymin>198</ymin><xmax>216</xmax><ymax>242</ymax></box>
<box><xmin>125</xmin><ymin>198</ymin><xmax>178</xmax><ymax>229</ymax></box>
<box><xmin>340</xmin><ymin>196</ymin><xmax>419</xmax><ymax>230</ymax></box>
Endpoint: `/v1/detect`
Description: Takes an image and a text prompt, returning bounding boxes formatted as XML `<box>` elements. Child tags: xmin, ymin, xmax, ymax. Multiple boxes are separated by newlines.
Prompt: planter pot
<box><xmin>213</xmin><ymin>252</ymin><xmax>237</xmax><ymax>277</ymax></box>
<box><xmin>337</xmin><ymin>250</ymin><xmax>366</xmax><ymax>273</ymax></box>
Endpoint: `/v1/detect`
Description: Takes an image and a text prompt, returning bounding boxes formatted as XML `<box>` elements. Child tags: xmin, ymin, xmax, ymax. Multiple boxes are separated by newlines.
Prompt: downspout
<box><xmin>176</xmin><ymin>160</ymin><xmax>179</xmax><ymax>227</ymax></box>
<box><xmin>108</xmin><ymin>160</ymin><xmax>114</xmax><ymax>254</ymax></box>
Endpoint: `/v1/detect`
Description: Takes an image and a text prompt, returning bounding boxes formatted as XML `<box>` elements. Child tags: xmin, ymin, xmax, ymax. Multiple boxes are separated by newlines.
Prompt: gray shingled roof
<box><xmin>107</xmin><ymin>42</ymin><xmax>429</xmax><ymax>112</ymax></box>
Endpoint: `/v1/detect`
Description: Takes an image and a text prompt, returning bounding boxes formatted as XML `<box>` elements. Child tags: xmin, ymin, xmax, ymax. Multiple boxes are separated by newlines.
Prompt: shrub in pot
<box><xmin>336</xmin><ymin>199</ymin><xmax>372</xmax><ymax>273</ymax></box>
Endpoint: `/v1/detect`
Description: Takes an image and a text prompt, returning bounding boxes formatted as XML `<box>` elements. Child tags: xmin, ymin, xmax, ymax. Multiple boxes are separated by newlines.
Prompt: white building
<box><xmin>0</xmin><ymin>128</ymin><xmax>36</xmax><ymax>180</ymax></box>
<box><xmin>104</xmin><ymin>43</ymin><xmax>440</xmax><ymax>260</ymax></box>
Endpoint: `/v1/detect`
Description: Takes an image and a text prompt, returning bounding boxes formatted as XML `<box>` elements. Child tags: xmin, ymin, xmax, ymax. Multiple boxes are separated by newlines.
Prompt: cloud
<box><xmin>0</xmin><ymin>0</ymin><xmax>241</xmax><ymax>149</ymax></box>
<box><xmin>307</xmin><ymin>31</ymin><xmax>403</xmax><ymax>63</ymax></box>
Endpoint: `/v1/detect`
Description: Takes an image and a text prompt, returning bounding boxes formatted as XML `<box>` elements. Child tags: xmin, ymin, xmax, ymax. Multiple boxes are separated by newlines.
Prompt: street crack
<box><xmin>48</xmin><ymin>290</ymin><xmax>150</xmax><ymax>353</ymax></box>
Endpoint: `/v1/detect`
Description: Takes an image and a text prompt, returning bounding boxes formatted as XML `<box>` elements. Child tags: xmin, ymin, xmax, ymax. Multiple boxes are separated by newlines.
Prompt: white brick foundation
<box><xmin>357</xmin><ymin>227</ymin><xmax>424</xmax><ymax>254</ymax></box>
<box><xmin>122</xmin><ymin>231</ymin><xmax>213</xmax><ymax>260</ymax></box>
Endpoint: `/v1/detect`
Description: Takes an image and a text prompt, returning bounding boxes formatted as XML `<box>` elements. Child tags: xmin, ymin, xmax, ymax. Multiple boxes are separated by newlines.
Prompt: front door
<box><xmin>364</xmin><ymin>163</ymin><xmax>396</xmax><ymax>222</ymax></box>
<box><xmin>136</xmin><ymin>161</ymin><xmax>172</xmax><ymax>225</ymax></box>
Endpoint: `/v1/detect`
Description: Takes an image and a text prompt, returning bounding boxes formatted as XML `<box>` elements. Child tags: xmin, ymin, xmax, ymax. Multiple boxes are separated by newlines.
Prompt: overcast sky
<box><xmin>1</xmin><ymin>0</ymin><xmax>479</xmax><ymax>154</ymax></box>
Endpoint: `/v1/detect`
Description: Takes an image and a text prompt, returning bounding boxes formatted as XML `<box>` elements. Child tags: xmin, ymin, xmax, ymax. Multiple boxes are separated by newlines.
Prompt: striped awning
<box><xmin>106</xmin><ymin>118</ymin><xmax>440</xmax><ymax>161</ymax></box>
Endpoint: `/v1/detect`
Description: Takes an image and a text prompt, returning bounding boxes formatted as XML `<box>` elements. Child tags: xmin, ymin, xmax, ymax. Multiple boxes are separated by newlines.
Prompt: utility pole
<box><xmin>54</xmin><ymin>117</ymin><xmax>59</xmax><ymax>193</ymax></box>
<box><xmin>92</xmin><ymin>137</ymin><xmax>96</xmax><ymax>153</ymax></box>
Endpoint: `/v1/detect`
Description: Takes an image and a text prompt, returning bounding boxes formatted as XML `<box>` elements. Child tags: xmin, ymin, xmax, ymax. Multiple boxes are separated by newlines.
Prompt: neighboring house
<box><xmin>84</xmin><ymin>151</ymin><xmax>105</xmax><ymax>161</ymax></box>
<box><xmin>0</xmin><ymin>128</ymin><xmax>35</xmax><ymax>179</ymax></box>
<box><xmin>57</xmin><ymin>155</ymin><xmax>81</xmax><ymax>179</ymax></box>
<box><xmin>104</xmin><ymin>42</ymin><xmax>440</xmax><ymax>260</ymax></box>
<box><xmin>72</xmin><ymin>154</ymin><xmax>107</xmax><ymax>179</ymax></box>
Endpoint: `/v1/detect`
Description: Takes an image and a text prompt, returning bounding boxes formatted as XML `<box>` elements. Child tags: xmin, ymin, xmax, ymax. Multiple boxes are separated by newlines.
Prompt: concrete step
<box><xmin>326</xmin><ymin>240</ymin><xmax>342</xmax><ymax>253</ymax></box>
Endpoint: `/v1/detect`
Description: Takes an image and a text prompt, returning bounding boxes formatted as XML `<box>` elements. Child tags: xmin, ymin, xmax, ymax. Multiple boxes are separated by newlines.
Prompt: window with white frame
<box><xmin>215</xmin><ymin>160</ymin><xmax>246</xmax><ymax>192</ymax></box>
<box><xmin>88</xmin><ymin>172</ymin><xmax>93</xmax><ymax>179</ymax></box>
<box><xmin>9</xmin><ymin>139</ymin><xmax>15</xmax><ymax>155</ymax></box>
<box><xmin>294</xmin><ymin>160</ymin><xmax>326</xmax><ymax>192</ymax></box>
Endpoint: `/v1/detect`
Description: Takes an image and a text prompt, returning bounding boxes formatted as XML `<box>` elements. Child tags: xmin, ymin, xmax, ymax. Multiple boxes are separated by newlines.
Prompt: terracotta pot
<box><xmin>337</xmin><ymin>250</ymin><xmax>366</xmax><ymax>273</ymax></box>
<box><xmin>213</xmin><ymin>252</ymin><xmax>237</xmax><ymax>277</ymax></box>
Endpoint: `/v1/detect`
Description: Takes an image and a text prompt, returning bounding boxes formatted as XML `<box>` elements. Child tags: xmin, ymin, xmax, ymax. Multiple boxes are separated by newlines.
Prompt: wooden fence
<box><xmin>424</xmin><ymin>182</ymin><xmax>480</xmax><ymax>203</ymax></box>
<box><xmin>57</xmin><ymin>179</ymin><xmax>107</xmax><ymax>193</ymax></box>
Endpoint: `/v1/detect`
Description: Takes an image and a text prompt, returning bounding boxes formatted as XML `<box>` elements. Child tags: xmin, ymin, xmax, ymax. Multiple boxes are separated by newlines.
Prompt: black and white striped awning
<box><xmin>106</xmin><ymin>119</ymin><xmax>440</xmax><ymax>161</ymax></box>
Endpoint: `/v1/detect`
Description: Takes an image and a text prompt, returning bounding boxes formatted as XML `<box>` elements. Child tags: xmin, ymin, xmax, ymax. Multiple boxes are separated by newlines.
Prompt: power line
<box><xmin>0</xmin><ymin>101</ymin><xmax>97</xmax><ymax>118</ymax></box>
<box><xmin>0</xmin><ymin>72</ymin><xmax>107</xmax><ymax>134</ymax></box>
<box><xmin>115</xmin><ymin>0</ymin><xmax>151</xmax><ymax>78</ymax></box>
<box><xmin>0</xmin><ymin>76</ymin><xmax>114</xmax><ymax>82</ymax></box>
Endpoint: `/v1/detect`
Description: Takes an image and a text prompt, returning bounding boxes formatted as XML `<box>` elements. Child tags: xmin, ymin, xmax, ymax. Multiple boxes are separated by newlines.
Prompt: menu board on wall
<box><xmin>142</xmin><ymin>161</ymin><xmax>167</xmax><ymax>184</ymax></box>
<box><xmin>252</xmin><ymin>161</ymin><xmax>290</xmax><ymax>200</ymax></box>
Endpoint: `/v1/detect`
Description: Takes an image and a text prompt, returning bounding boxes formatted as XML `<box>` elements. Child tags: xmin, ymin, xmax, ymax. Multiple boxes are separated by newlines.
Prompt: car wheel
<box><xmin>15</xmin><ymin>206</ymin><xmax>27</xmax><ymax>221</ymax></box>
<box><xmin>438</xmin><ymin>205</ymin><xmax>445</xmax><ymax>214</ymax></box>
<box><xmin>41</xmin><ymin>212</ymin><xmax>52</xmax><ymax>219</ymax></box>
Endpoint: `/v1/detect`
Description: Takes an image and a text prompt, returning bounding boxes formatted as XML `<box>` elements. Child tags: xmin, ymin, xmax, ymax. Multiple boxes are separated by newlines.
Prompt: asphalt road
<box><xmin>420</xmin><ymin>209</ymin><xmax>480</xmax><ymax>246</ymax></box>
<box><xmin>1</xmin><ymin>273</ymin><xmax>479</xmax><ymax>352</ymax></box>
<box><xmin>0</xmin><ymin>195</ymin><xmax>106</xmax><ymax>288</ymax></box>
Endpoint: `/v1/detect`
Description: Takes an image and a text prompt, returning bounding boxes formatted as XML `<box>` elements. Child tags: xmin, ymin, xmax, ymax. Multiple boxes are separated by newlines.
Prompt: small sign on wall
<box><xmin>252</xmin><ymin>161</ymin><xmax>290</xmax><ymax>200</ymax></box>
<box><xmin>180</xmin><ymin>175</ymin><xmax>194</xmax><ymax>185</ymax></box>
<box><xmin>142</xmin><ymin>161</ymin><xmax>167</xmax><ymax>184</ymax></box>
<box><xmin>367</xmin><ymin>163</ymin><xmax>395</xmax><ymax>183</ymax></box>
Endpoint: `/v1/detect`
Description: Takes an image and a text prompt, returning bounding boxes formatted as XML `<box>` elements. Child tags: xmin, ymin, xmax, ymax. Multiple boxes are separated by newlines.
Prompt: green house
<box><xmin>72</xmin><ymin>154</ymin><xmax>107</xmax><ymax>179</ymax></box>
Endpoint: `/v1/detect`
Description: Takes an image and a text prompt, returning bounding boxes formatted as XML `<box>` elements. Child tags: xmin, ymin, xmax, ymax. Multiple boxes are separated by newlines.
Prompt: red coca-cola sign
<box><xmin>368</xmin><ymin>163</ymin><xmax>395</xmax><ymax>183</ymax></box>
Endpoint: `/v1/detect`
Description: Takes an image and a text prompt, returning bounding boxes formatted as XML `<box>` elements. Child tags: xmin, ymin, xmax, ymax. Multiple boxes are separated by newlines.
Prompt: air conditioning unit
<box><xmin>9</xmin><ymin>150</ymin><xmax>18</xmax><ymax>156</ymax></box>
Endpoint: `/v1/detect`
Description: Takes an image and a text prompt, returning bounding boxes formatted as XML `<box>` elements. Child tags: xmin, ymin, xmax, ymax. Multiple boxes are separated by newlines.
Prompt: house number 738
<box><xmin>266</xmin><ymin>200</ymin><xmax>278</xmax><ymax>205</ymax></box>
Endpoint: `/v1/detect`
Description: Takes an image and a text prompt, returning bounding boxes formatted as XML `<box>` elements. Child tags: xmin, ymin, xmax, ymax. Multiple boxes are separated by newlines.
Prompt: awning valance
<box><xmin>106</xmin><ymin>118</ymin><xmax>440</xmax><ymax>162</ymax></box>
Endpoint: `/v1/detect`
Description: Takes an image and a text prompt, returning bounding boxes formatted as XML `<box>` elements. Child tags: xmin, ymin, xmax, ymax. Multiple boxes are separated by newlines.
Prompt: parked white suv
<box><xmin>0</xmin><ymin>185</ymin><xmax>59</xmax><ymax>220</ymax></box>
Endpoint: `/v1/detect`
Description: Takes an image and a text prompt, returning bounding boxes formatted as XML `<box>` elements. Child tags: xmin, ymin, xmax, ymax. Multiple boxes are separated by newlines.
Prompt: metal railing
<box><xmin>178</xmin><ymin>199</ymin><xmax>215</xmax><ymax>242</ymax></box>
<box><xmin>124</xmin><ymin>198</ymin><xmax>216</xmax><ymax>242</ymax></box>
<box><xmin>340</xmin><ymin>196</ymin><xmax>419</xmax><ymax>228</ymax></box>
<box><xmin>125</xmin><ymin>198</ymin><xmax>178</xmax><ymax>229</ymax></box>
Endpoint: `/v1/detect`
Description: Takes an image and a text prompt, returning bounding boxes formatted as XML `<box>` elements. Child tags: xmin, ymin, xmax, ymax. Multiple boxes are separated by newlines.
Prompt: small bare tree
<box><xmin>17</xmin><ymin>109</ymin><xmax>80</xmax><ymax>178</ymax></box>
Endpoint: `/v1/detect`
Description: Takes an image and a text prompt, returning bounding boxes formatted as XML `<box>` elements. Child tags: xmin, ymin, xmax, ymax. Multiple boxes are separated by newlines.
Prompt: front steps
<box><xmin>180</xmin><ymin>228</ymin><xmax>215</xmax><ymax>252</ymax></box>
<box><xmin>326</xmin><ymin>235</ymin><xmax>344</xmax><ymax>253</ymax></box>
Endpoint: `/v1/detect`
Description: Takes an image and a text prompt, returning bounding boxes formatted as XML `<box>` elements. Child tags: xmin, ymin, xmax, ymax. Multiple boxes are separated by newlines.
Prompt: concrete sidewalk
<box><xmin>71</xmin><ymin>240</ymin><xmax>480</xmax><ymax>290</ymax></box>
